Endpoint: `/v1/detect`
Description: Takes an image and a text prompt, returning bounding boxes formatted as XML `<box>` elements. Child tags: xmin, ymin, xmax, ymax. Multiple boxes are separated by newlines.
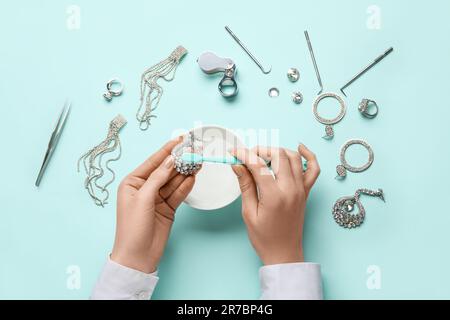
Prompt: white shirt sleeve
<box><xmin>91</xmin><ymin>258</ymin><xmax>322</xmax><ymax>300</ymax></box>
<box><xmin>90</xmin><ymin>258</ymin><xmax>159</xmax><ymax>300</ymax></box>
<box><xmin>259</xmin><ymin>262</ymin><xmax>323</xmax><ymax>300</ymax></box>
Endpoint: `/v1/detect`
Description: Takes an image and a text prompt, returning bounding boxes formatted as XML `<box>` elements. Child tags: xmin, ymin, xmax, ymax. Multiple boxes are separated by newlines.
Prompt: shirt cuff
<box><xmin>259</xmin><ymin>262</ymin><xmax>323</xmax><ymax>300</ymax></box>
<box><xmin>90</xmin><ymin>257</ymin><xmax>159</xmax><ymax>300</ymax></box>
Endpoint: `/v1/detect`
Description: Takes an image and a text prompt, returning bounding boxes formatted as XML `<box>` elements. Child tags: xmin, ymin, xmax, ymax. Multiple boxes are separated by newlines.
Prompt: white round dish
<box><xmin>183</xmin><ymin>125</ymin><xmax>245</xmax><ymax>210</ymax></box>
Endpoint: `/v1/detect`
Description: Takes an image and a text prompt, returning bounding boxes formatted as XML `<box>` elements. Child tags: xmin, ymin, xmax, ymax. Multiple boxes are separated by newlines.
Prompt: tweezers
<box><xmin>35</xmin><ymin>100</ymin><xmax>71</xmax><ymax>187</ymax></box>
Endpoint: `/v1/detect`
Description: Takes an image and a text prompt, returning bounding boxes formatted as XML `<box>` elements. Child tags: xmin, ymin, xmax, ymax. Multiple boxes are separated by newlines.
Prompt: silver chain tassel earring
<box><xmin>77</xmin><ymin>115</ymin><xmax>127</xmax><ymax>207</ymax></box>
<box><xmin>137</xmin><ymin>46</ymin><xmax>188</xmax><ymax>131</ymax></box>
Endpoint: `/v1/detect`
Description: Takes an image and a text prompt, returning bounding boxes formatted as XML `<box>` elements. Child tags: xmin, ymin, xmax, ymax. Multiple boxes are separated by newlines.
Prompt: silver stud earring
<box><xmin>287</xmin><ymin>68</ymin><xmax>300</xmax><ymax>82</ymax></box>
<box><xmin>292</xmin><ymin>91</ymin><xmax>303</xmax><ymax>104</ymax></box>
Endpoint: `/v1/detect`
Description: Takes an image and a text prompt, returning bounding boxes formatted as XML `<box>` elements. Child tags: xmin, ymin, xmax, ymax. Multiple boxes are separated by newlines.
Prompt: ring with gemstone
<box><xmin>358</xmin><ymin>99</ymin><xmax>379</xmax><ymax>119</ymax></box>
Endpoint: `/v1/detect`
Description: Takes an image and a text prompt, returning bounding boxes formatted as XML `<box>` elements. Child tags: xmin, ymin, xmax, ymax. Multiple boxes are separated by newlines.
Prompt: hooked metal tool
<box><xmin>304</xmin><ymin>30</ymin><xmax>324</xmax><ymax>95</ymax></box>
<box><xmin>35</xmin><ymin>100</ymin><xmax>71</xmax><ymax>187</ymax></box>
<box><xmin>340</xmin><ymin>47</ymin><xmax>394</xmax><ymax>96</ymax></box>
<box><xmin>198</xmin><ymin>51</ymin><xmax>238</xmax><ymax>98</ymax></box>
<box><xmin>225</xmin><ymin>26</ymin><xmax>271</xmax><ymax>74</ymax></box>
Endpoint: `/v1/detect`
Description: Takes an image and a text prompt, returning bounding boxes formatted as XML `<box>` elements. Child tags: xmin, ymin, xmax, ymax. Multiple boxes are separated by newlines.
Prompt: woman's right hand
<box><xmin>230</xmin><ymin>144</ymin><xmax>320</xmax><ymax>266</ymax></box>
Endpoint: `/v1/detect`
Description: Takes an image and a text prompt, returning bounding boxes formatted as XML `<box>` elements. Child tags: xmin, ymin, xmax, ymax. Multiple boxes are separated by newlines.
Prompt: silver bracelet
<box><xmin>171</xmin><ymin>132</ymin><xmax>203</xmax><ymax>176</ymax></box>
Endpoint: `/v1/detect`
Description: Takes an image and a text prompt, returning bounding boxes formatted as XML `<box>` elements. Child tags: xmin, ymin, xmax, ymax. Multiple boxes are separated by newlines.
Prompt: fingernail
<box><xmin>164</xmin><ymin>156</ymin><xmax>174</xmax><ymax>169</ymax></box>
<box><xmin>231</xmin><ymin>165</ymin><xmax>243</xmax><ymax>178</ymax></box>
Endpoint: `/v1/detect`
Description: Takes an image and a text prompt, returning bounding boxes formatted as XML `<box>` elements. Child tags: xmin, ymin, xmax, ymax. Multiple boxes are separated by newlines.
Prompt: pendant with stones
<box><xmin>336</xmin><ymin>165</ymin><xmax>347</xmax><ymax>179</ymax></box>
<box><xmin>324</xmin><ymin>125</ymin><xmax>334</xmax><ymax>139</ymax></box>
<box><xmin>344</xmin><ymin>199</ymin><xmax>355</xmax><ymax>212</ymax></box>
<box><xmin>332</xmin><ymin>188</ymin><xmax>385</xmax><ymax>229</ymax></box>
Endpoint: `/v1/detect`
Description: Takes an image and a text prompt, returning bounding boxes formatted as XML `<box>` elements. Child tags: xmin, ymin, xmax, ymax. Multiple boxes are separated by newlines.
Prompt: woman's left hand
<box><xmin>111</xmin><ymin>137</ymin><xmax>195</xmax><ymax>273</ymax></box>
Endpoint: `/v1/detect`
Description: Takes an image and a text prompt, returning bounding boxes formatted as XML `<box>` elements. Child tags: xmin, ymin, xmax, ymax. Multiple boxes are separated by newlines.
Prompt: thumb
<box><xmin>139</xmin><ymin>156</ymin><xmax>175</xmax><ymax>196</ymax></box>
<box><xmin>232</xmin><ymin>165</ymin><xmax>258</xmax><ymax>223</ymax></box>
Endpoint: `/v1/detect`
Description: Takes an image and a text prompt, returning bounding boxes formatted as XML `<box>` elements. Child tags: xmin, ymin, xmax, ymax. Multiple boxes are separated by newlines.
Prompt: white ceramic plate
<box><xmin>184</xmin><ymin>125</ymin><xmax>245</xmax><ymax>210</ymax></box>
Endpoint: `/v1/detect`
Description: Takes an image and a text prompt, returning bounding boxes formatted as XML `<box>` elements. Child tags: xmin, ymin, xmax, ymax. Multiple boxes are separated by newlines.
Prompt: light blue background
<box><xmin>1</xmin><ymin>0</ymin><xmax>449</xmax><ymax>299</ymax></box>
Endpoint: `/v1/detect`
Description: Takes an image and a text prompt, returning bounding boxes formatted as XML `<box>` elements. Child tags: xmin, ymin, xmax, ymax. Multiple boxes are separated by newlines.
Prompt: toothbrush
<box><xmin>181</xmin><ymin>152</ymin><xmax>308</xmax><ymax>171</ymax></box>
<box><xmin>181</xmin><ymin>153</ymin><xmax>242</xmax><ymax>165</ymax></box>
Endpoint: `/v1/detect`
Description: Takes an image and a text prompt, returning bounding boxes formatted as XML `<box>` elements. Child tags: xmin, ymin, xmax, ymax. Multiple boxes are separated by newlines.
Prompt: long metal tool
<box><xmin>225</xmin><ymin>26</ymin><xmax>272</xmax><ymax>74</ymax></box>
<box><xmin>35</xmin><ymin>100</ymin><xmax>71</xmax><ymax>187</ymax></box>
<box><xmin>340</xmin><ymin>47</ymin><xmax>394</xmax><ymax>96</ymax></box>
<box><xmin>304</xmin><ymin>30</ymin><xmax>324</xmax><ymax>95</ymax></box>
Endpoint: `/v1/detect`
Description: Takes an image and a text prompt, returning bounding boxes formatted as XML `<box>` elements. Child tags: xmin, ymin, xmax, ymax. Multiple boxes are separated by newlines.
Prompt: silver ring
<box><xmin>218</xmin><ymin>77</ymin><xmax>238</xmax><ymax>98</ymax></box>
<box><xmin>313</xmin><ymin>92</ymin><xmax>346</xmax><ymax>125</ymax></box>
<box><xmin>103</xmin><ymin>78</ymin><xmax>124</xmax><ymax>101</ymax></box>
<box><xmin>358</xmin><ymin>99</ymin><xmax>378</xmax><ymax>119</ymax></box>
<box><xmin>336</xmin><ymin>139</ymin><xmax>374</xmax><ymax>179</ymax></box>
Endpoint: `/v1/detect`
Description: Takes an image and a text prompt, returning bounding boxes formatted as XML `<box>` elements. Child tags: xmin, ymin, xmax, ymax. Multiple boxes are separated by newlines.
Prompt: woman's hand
<box><xmin>231</xmin><ymin>144</ymin><xmax>320</xmax><ymax>266</ymax></box>
<box><xmin>111</xmin><ymin>137</ymin><xmax>195</xmax><ymax>273</ymax></box>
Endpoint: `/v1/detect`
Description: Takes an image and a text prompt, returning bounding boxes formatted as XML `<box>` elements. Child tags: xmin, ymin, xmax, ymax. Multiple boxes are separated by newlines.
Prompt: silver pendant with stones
<box><xmin>324</xmin><ymin>125</ymin><xmax>334</xmax><ymax>139</ymax></box>
<box><xmin>336</xmin><ymin>164</ymin><xmax>347</xmax><ymax>178</ymax></box>
<box><xmin>333</xmin><ymin>188</ymin><xmax>385</xmax><ymax>229</ymax></box>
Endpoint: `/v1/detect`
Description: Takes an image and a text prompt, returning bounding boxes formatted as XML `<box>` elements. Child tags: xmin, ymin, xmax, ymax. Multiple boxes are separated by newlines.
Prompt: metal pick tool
<box><xmin>304</xmin><ymin>30</ymin><xmax>324</xmax><ymax>95</ymax></box>
<box><xmin>340</xmin><ymin>47</ymin><xmax>394</xmax><ymax>96</ymax></box>
<box><xmin>197</xmin><ymin>51</ymin><xmax>238</xmax><ymax>98</ymax></box>
<box><xmin>225</xmin><ymin>26</ymin><xmax>272</xmax><ymax>74</ymax></box>
<box><xmin>35</xmin><ymin>100</ymin><xmax>71</xmax><ymax>187</ymax></box>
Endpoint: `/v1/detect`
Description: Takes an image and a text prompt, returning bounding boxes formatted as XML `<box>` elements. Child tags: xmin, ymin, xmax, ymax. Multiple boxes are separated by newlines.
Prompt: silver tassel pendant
<box><xmin>137</xmin><ymin>46</ymin><xmax>188</xmax><ymax>131</ymax></box>
<box><xmin>77</xmin><ymin>115</ymin><xmax>127</xmax><ymax>207</ymax></box>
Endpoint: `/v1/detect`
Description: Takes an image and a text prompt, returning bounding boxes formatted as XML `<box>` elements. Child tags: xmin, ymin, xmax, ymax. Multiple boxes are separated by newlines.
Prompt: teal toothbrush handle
<box><xmin>201</xmin><ymin>155</ymin><xmax>242</xmax><ymax>165</ymax></box>
<box><xmin>181</xmin><ymin>152</ymin><xmax>305</xmax><ymax>169</ymax></box>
